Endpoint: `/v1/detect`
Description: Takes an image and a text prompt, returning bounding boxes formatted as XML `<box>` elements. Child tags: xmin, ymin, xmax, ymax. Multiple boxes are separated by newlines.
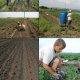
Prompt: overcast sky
<box><xmin>0</xmin><ymin>12</ymin><xmax>39</xmax><ymax>18</ymax></box>
<box><xmin>39</xmin><ymin>38</ymin><xmax>80</xmax><ymax>53</ymax></box>
<box><xmin>39</xmin><ymin>0</ymin><xmax>80</xmax><ymax>10</ymax></box>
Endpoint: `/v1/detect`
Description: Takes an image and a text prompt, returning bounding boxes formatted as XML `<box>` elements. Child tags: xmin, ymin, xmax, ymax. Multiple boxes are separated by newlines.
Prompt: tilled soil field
<box><xmin>0</xmin><ymin>38</ymin><xmax>38</xmax><ymax>80</ymax></box>
<box><xmin>0</xmin><ymin>19</ymin><xmax>38</xmax><ymax>38</ymax></box>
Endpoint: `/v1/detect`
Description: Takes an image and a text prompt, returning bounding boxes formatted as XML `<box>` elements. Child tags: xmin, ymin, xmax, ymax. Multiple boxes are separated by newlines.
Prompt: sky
<box><xmin>39</xmin><ymin>0</ymin><xmax>80</xmax><ymax>10</ymax></box>
<box><xmin>0</xmin><ymin>12</ymin><xmax>39</xmax><ymax>18</ymax></box>
<box><xmin>39</xmin><ymin>38</ymin><xmax>80</xmax><ymax>53</ymax></box>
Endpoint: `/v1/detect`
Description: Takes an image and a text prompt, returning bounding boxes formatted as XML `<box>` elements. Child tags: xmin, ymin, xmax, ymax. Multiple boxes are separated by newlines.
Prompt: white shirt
<box><xmin>39</xmin><ymin>45</ymin><xmax>57</xmax><ymax>65</ymax></box>
<box><xmin>67</xmin><ymin>13</ymin><xmax>72</xmax><ymax>20</ymax></box>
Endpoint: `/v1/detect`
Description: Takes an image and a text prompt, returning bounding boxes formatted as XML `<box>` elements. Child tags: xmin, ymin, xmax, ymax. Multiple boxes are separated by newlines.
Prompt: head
<box><xmin>68</xmin><ymin>10</ymin><xmax>72</xmax><ymax>13</ymax></box>
<box><xmin>17</xmin><ymin>21</ymin><xmax>20</xmax><ymax>25</ymax></box>
<box><xmin>17</xmin><ymin>21</ymin><xmax>20</xmax><ymax>23</ymax></box>
<box><xmin>54</xmin><ymin>39</ymin><xmax>66</xmax><ymax>53</ymax></box>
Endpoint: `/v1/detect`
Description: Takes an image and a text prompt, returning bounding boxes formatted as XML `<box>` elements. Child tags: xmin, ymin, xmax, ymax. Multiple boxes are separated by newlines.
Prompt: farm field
<box><xmin>0</xmin><ymin>18</ymin><xmax>38</xmax><ymax>38</ymax></box>
<box><xmin>30</xmin><ymin>0</ymin><xmax>39</xmax><ymax>11</ymax></box>
<box><xmin>39</xmin><ymin>8</ymin><xmax>80</xmax><ymax>38</ymax></box>
<box><xmin>39</xmin><ymin>53</ymin><xmax>80</xmax><ymax>80</ymax></box>
<box><xmin>0</xmin><ymin>0</ymin><xmax>38</xmax><ymax>12</ymax></box>
<box><xmin>0</xmin><ymin>38</ymin><xmax>38</xmax><ymax>80</ymax></box>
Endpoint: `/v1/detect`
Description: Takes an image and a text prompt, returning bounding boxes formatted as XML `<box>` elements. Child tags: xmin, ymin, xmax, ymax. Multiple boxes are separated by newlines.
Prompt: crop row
<box><xmin>30</xmin><ymin>0</ymin><xmax>39</xmax><ymax>10</ymax></box>
<box><xmin>59</xmin><ymin>53</ymin><xmax>80</xmax><ymax>60</ymax></box>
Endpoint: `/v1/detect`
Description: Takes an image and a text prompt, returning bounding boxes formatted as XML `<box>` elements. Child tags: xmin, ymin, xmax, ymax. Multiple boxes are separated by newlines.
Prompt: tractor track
<box><xmin>27</xmin><ymin>20</ymin><xmax>38</xmax><ymax>38</ymax></box>
<box><xmin>0</xmin><ymin>25</ymin><xmax>16</xmax><ymax>38</ymax></box>
<box><xmin>22</xmin><ymin>39</ymin><xmax>38</xmax><ymax>80</ymax></box>
<box><xmin>0</xmin><ymin>38</ymin><xmax>38</xmax><ymax>80</ymax></box>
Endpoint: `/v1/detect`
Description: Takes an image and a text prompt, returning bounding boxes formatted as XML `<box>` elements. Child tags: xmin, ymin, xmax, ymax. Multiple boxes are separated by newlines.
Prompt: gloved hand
<box><xmin>58</xmin><ymin>70</ymin><xmax>67</xmax><ymax>78</ymax></box>
<box><xmin>55</xmin><ymin>74</ymin><xmax>64</xmax><ymax>80</ymax></box>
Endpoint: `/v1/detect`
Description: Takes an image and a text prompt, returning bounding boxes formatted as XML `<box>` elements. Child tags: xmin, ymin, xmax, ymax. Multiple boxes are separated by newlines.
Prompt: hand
<box><xmin>60</xmin><ymin>58</ymin><xmax>64</xmax><ymax>63</ymax></box>
<box><xmin>53</xmin><ymin>73</ymin><xmax>60</xmax><ymax>77</ymax></box>
<box><xmin>53</xmin><ymin>73</ymin><xmax>63</xmax><ymax>80</ymax></box>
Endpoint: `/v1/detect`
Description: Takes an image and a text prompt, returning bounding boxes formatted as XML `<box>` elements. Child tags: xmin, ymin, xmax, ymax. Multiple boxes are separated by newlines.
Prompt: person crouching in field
<box><xmin>39</xmin><ymin>39</ymin><xmax>66</xmax><ymax>79</ymax></box>
<box><xmin>17</xmin><ymin>21</ymin><xmax>26</xmax><ymax>31</ymax></box>
<box><xmin>67</xmin><ymin>10</ymin><xmax>72</xmax><ymax>30</ymax></box>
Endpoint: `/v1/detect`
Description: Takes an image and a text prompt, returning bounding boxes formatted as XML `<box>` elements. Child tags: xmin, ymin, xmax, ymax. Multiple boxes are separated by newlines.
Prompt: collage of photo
<box><xmin>0</xmin><ymin>0</ymin><xmax>39</xmax><ymax>80</ymax></box>
<box><xmin>0</xmin><ymin>0</ymin><xmax>80</xmax><ymax>80</ymax></box>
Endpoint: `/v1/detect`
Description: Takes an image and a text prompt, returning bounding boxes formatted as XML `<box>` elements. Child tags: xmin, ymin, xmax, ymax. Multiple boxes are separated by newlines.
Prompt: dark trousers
<box><xmin>67</xmin><ymin>20</ymin><xmax>72</xmax><ymax>30</ymax></box>
<box><xmin>6</xmin><ymin>0</ymin><xmax>9</xmax><ymax>6</ymax></box>
<box><xmin>18</xmin><ymin>0</ymin><xmax>21</xmax><ymax>4</ymax></box>
<box><xmin>27</xmin><ymin>0</ymin><xmax>30</xmax><ymax>8</ymax></box>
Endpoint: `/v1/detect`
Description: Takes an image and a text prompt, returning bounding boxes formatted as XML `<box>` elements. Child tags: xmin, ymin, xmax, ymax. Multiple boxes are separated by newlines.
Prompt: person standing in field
<box><xmin>18</xmin><ymin>0</ymin><xmax>21</xmax><ymax>4</ymax></box>
<box><xmin>27</xmin><ymin>0</ymin><xmax>30</xmax><ymax>10</ymax></box>
<box><xmin>6</xmin><ymin>0</ymin><xmax>9</xmax><ymax>6</ymax></box>
<box><xmin>67</xmin><ymin>10</ymin><xmax>72</xmax><ymax>30</ymax></box>
<box><xmin>39</xmin><ymin>39</ymin><xmax>66</xmax><ymax>79</ymax></box>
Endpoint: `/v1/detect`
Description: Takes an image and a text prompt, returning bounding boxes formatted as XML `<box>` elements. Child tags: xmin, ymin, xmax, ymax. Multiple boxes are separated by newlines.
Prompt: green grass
<box><xmin>0</xmin><ymin>0</ymin><xmax>6</xmax><ymax>6</ymax></box>
<box><xmin>29</xmin><ymin>18</ymin><xmax>39</xmax><ymax>28</ymax></box>
<box><xmin>39</xmin><ymin>14</ymin><xmax>53</xmax><ymax>36</ymax></box>
<box><xmin>9</xmin><ymin>0</ymin><xmax>27</xmax><ymax>12</ymax></box>
<box><xmin>0</xmin><ymin>18</ymin><xmax>23</xmax><ymax>31</ymax></box>
<box><xmin>0</xmin><ymin>18</ymin><xmax>38</xmax><ymax>30</ymax></box>
<box><xmin>39</xmin><ymin>12</ymin><xmax>61</xmax><ymax>37</ymax></box>
<box><xmin>0</xmin><ymin>0</ymin><xmax>36</xmax><ymax>11</ymax></box>
<box><xmin>31</xmin><ymin>0</ymin><xmax>38</xmax><ymax>10</ymax></box>
<box><xmin>39</xmin><ymin>53</ymin><xmax>80</xmax><ymax>80</ymax></box>
<box><xmin>39</xmin><ymin>67</ymin><xmax>55</xmax><ymax>80</ymax></box>
<box><xmin>39</xmin><ymin>65</ymin><xmax>79</xmax><ymax>80</ymax></box>
<box><xmin>39</xmin><ymin>8</ymin><xmax>66</xmax><ymax>37</ymax></box>
<box><xmin>0</xmin><ymin>18</ymin><xmax>26</xmax><ymax>30</ymax></box>
<box><xmin>59</xmin><ymin>53</ymin><xmax>80</xmax><ymax>60</ymax></box>
<box><xmin>72</xmin><ymin>14</ymin><xmax>80</xmax><ymax>32</ymax></box>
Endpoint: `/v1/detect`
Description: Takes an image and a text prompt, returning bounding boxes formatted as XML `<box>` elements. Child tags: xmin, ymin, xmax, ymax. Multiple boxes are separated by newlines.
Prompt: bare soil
<box><xmin>0</xmin><ymin>38</ymin><xmax>38</xmax><ymax>80</ymax></box>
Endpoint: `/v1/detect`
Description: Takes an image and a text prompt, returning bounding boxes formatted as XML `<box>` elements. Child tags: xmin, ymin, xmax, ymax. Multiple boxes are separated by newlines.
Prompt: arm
<box><xmin>43</xmin><ymin>63</ymin><xmax>59</xmax><ymax>77</ymax></box>
<box><xmin>67</xmin><ymin>13</ymin><xmax>70</xmax><ymax>17</ymax></box>
<box><xmin>42</xmin><ymin>50</ymin><xmax>59</xmax><ymax>77</ymax></box>
<box><xmin>57</xmin><ymin>56</ymin><xmax>64</xmax><ymax>62</ymax></box>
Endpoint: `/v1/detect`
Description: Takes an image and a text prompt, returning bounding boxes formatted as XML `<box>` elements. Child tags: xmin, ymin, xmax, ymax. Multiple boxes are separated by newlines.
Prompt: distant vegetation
<box><xmin>59</xmin><ymin>53</ymin><xmax>80</xmax><ymax>60</ymax></box>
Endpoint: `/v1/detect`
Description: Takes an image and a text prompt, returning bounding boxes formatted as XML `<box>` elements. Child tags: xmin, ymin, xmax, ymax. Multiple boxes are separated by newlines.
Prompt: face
<box><xmin>54</xmin><ymin>45</ymin><xmax>64</xmax><ymax>53</ymax></box>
